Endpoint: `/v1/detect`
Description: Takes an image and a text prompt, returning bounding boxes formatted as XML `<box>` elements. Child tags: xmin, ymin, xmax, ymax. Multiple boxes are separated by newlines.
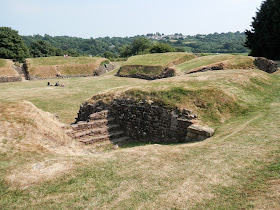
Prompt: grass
<box><xmin>26</xmin><ymin>56</ymin><xmax>106</xmax><ymax>66</ymax></box>
<box><xmin>0</xmin><ymin>59</ymin><xmax>6</xmax><ymax>67</ymax></box>
<box><xmin>176</xmin><ymin>54</ymin><xmax>256</xmax><ymax>73</ymax></box>
<box><xmin>118</xmin><ymin>52</ymin><xmax>195</xmax><ymax>78</ymax></box>
<box><xmin>0</xmin><ymin>59</ymin><xmax>19</xmax><ymax>77</ymax></box>
<box><xmin>0</xmin><ymin>66</ymin><xmax>279</xmax><ymax>209</ymax></box>
<box><xmin>0</xmin><ymin>74</ymin><xmax>148</xmax><ymax>124</ymax></box>
<box><xmin>124</xmin><ymin>52</ymin><xmax>195</xmax><ymax>66</ymax></box>
<box><xmin>26</xmin><ymin>56</ymin><xmax>108</xmax><ymax>78</ymax></box>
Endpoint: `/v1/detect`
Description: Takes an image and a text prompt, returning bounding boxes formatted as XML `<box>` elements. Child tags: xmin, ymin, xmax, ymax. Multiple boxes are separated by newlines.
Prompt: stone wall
<box><xmin>117</xmin><ymin>65</ymin><xmax>177</xmax><ymax>80</ymax></box>
<box><xmin>76</xmin><ymin>99</ymin><xmax>214</xmax><ymax>144</ymax></box>
<box><xmin>0</xmin><ymin>76</ymin><xmax>22</xmax><ymax>83</ymax></box>
<box><xmin>254</xmin><ymin>57</ymin><xmax>278</xmax><ymax>73</ymax></box>
<box><xmin>187</xmin><ymin>63</ymin><xmax>225</xmax><ymax>74</ymax></box>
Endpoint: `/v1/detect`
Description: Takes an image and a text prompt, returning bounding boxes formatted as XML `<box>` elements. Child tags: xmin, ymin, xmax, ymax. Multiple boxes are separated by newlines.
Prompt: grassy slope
<box><xmin>176</xmin><ymin>54</ymin><xmax>256</xmax><ymax>73</ymax></box>
<box><xmin>27</xmin><ymin>56</ymin><xmax>106</xmax><ymax>66</ymax></box>
<box><xmin>124</xmin><ymin>52</ymin><xmax>195</xmax><ymax>66</ymax></box>
<box><xmin>118</xmin><ymin>52</ymin><xmax>195</xmax><ymax>77</ymax></box>
<box><xmin>0</xmin><ymin>59</ymin><xmax>19</xmax><ymax>77</ymax></box>
<box><xmin>0</xmin><ymin>69</ymin><xmax>279</xmax><ymax>209</ymax></box>
<box><xmin>0</xmin><ymin>59</ymin><xmax>6</xmax><ymax>67</ymax></box>
<box><xmin>26</xmin><ymin>56</ymin><xmax>108</xmax><ymax>78</ymax></box>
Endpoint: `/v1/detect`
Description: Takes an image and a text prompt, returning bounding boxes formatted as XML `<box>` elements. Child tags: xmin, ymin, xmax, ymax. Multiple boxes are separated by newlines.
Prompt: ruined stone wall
<box><xmin>0</xmin><ymin>76</ymin><xmax>22</xmax><ymax>83</ymax></box>
<box><xmin>76</xmin><ymin>99</ymin><xmax>214</xmax><ymax>144</ymax></box>
<box><xmin>254</xmin><ymin>57</ymin><xmax>278</xmax><ymax>73</ymax></box>
<box><xmin>117</xmin><ymin>65</ymin><xmax>177</xmax><ymax>80</ymax></box>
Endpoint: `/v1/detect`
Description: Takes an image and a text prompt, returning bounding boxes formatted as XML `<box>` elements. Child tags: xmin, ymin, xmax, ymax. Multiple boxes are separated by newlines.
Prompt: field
<box><xmin>25</xmin><ymin>56</ymin><xmax>108</xmax><ymax>78</ymax></box>
<box><xmin>0</xmin><ymin>59</ymin><xmax>20</xmax><ymax>77</ymax></box>
<box><xmin>0</xmin><ymin>59</ymin><xmax>279</xmax><ymax>209</ymax></box>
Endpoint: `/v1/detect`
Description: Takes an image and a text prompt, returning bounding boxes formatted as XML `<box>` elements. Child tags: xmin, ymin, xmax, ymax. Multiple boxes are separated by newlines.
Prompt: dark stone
<box><xmin>254</xmin><ymin>57</ymin><xmax>278</xmax><ymax>73</ymax></box>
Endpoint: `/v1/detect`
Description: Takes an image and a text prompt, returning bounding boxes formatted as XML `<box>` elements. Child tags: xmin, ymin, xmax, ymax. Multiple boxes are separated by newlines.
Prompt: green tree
<box><xmin>131</xmin><ymin>37</ymin><xmax>151</xmax><ymax>55</ymax></box>
<box><xmin>29</xmin><ymin>40</ymin><xmax>57</xmax><ymax>57</ymax></box>
<box><xmin>0</xmin><ymin>27</ymin><xmax>29</xmax><ymax>62</ymax></box>
<box><xmin>119</xmin><ymin>45</ymin><xmax>132</xmax><ymax>57</ymax></box>
<box><xmin>150</xmin><ymin>43</ymin><xmax>175</xmax><ymax>53</ymax></box>
<box><xmin>65</xmin><ymin>49</ymin><xmax>80</xmax><ymax>57</ymax></box>
<box><xmin>245</xmin><ymin>0</ymin><xmax>280</xmax><ymax>59</ymax></box>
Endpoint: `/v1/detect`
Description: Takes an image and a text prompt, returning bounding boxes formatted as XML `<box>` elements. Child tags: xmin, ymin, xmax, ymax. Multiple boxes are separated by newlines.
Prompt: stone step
<box><xmin>80</xmin><ymin>131</ymin><xmax>125</xmax><ymax>144</ymax></box>
<box><xmin>89</xmin><ymin>110</ymin><xmax>111</xmax><ymax>120</ymax></box>
<box><xmin>71</xmin><ymin>118</ymin><xmax>115</xmax><ymax>131</ymax></box>
<box><xmin>73</xmin><ymin>124</ymin><xmax>121</xmax><ymax>138</ymax></box>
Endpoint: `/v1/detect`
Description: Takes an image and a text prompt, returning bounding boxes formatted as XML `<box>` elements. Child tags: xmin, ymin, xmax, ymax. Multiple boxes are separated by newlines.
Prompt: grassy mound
<box><xmin>117</xmin><ymin>52</ymin><xmax>196</xmax><ymax>79</ymax></box>
<box><xmin>88</xmin><ymin>69</ymin><xmax>275</xmax><ymax>127</ymax></box>
<box><xmin>25</xmin><ymin>56</ymin><xmax>109</xmax><ymax>79</ymax></box>
<box><xmin>0</xmin><ymin>59</ymin><xmax>19</xmax><ymax>77</ymax></box>
<box><xmin>175</xmin><ymin>54</ymin><xmax>256</xmax><ymax>73</ymax></box>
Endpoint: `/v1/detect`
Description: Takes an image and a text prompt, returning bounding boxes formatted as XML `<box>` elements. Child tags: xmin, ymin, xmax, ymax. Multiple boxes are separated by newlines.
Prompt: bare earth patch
<box><xmin>6</xmin><ymin>157</ymin><xmax>74</xmax><ymax>189</ymax></box>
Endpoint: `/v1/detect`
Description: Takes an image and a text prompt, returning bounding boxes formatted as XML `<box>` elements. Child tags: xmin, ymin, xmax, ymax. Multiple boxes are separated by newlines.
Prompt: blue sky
<box><xmin>0</xmin><ymin>0</ymin><xmax>264</xmax><ymax>38</ymax></box>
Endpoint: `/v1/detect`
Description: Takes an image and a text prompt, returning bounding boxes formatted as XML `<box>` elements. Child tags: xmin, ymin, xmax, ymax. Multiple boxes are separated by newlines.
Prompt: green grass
<box><xmin>0</xmin><ymin>74</ymin><xmax>148</xmax><ymax>123</ymax></box>
<box><xmin>123</xmin><ymin>52</ymin><xmax>195</xmax><ymax>66</ymax></box>
<box><xmin>0</xmin><ymin>59</ymin><xmax>7</xmax><ymax>68</ymax></box>
<box><xmin>26</xmin><ymin>56</ymin><xmax>106</xmax><ymax>66</ymax></box>
<box><xmin>176</xmin><ymin>54</ymin><xmax>256</xmax><ymax>72</ymax></box>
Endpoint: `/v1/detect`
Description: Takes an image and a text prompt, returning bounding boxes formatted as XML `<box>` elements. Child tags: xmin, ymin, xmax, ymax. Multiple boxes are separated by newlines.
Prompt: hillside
<box><xmin>25</xmin><ymin>56</ymin><xmax>113</xmax><ymax>79</ymax></box>
<box><xmin>0</xmin><ymin>61</ymin><xmax>279</xmax><ymax>208</ymax></box>
<box><xmin>117</xmin><ymin>52</ymin><xmax>196</xmax><ymax>79</ymax></box>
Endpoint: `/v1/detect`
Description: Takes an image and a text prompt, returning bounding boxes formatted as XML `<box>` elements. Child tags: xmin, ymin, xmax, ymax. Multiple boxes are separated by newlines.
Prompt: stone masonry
<box><xmin>74</xmin><ymin>99</ymin><xmax>215</xmax><ymax>145</ymax></box>
<box><xmin>254</xmin><ymin>57</ymin><xmax>278</xmax><ymax>73</ymax></box>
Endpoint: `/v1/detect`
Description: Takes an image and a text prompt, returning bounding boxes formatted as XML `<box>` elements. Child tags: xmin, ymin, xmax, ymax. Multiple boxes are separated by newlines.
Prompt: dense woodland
<box><xmin>22</xmin><ymin>31</ymin><xmax>248</xmax><ymax>59</ymax></box>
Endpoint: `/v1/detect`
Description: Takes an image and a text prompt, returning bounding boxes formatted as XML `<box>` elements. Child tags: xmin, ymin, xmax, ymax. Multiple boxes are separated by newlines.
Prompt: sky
<box><xmin>0</xmin><ymin>0</ymin><xmax>264</xmax><ymax>38</ymax></box>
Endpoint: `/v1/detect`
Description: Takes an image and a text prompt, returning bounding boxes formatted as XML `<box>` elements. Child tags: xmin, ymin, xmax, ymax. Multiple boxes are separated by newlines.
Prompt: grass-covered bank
<box><xmin>25</xmin><ymin>56</ymin><xmax>109</xmax><ymax>79</ymax></box>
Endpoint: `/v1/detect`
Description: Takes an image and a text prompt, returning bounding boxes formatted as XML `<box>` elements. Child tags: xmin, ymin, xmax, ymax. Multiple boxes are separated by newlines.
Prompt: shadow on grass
<box><xmin>119</xmin><ymin>138</ymin><xmax>199</xmax><ymax>149</ymax></box>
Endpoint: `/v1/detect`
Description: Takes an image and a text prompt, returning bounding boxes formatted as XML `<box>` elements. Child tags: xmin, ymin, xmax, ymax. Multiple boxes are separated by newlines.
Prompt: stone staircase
<box><xmin>69</xmin><ymin>110</ymin><xmax>128</xmax><ymax>147</ymax></box>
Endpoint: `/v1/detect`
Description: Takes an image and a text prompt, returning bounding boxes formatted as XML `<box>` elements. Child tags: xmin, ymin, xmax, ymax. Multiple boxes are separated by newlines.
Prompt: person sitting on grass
<box><xmin>61</xmin><ymin>83</ymin><xmax>66</xmax><ymax>87</ymax></box>
<box><xmin>54</xmin><ymin>81</ymin><xmax>60</xmax><ymax>86</ymax></box>
<box><xmin>47</xmin><ymin>81</ymin><xmax>51</xmax><ymax>86</ymax></box>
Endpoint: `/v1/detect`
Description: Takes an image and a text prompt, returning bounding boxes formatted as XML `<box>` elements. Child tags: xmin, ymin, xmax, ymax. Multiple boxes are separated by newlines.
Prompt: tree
<box><xmin>0</xmin><ymin>27</ymin><xmax>29</xmax><ymax>62</ymax></box>
<box><xmin>65</xmin><ymin>49</ymin><xmax>80</xmax><ymax>57</ymax></box>
<box><xmin>150</xmin><ymin>43</ymin><xmax>175</xmax><ymax>53</ymax></box>
<box><xmin>245</xmin><ymin>0</ymin><xmax>280</xmax><ymax>60</ymax></box>
<box><xmin>29</xmin><ymin>40</ymin><xmax>57</xmax><ymax>57</ymax></box>
<box><xmin>131</xmin><ymin>37</ymin><xmax>151</xmax><ymax>55</ymax></box>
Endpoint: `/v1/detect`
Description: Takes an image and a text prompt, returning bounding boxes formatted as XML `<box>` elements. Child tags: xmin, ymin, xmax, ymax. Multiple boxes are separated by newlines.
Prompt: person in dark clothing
<box><xmin>55</xmin><ymin>81</ymin><xmax>60</xmax><ymax>86</ymax></box>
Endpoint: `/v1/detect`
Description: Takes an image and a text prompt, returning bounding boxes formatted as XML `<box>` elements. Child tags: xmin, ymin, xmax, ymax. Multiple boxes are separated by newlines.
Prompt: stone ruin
<box><xmin>69</xmin><ymin>99</ymin><xmax>215</xmax><ymax>146</ymax></box>
<box><xmin>254</xmin><ymin>57</ymin><xmax>278</xmax><ymax>73</ymax></box>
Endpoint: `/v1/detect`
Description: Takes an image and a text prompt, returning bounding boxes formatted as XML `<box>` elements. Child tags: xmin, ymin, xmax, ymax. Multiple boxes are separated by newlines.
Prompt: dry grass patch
<box><xmin>0</xmin><ymin>59</ymin><xmax>19</xmax><ymax>77</ymax></box>
<box><xmin>0</xmin><ymin>101</ymin><xmax>84</xmax><ymax>155</ymax></box>
<box><xmin>6</xmin><ymin>157</ymin><xmax>75</xmax><ymax>189</ymax></box>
